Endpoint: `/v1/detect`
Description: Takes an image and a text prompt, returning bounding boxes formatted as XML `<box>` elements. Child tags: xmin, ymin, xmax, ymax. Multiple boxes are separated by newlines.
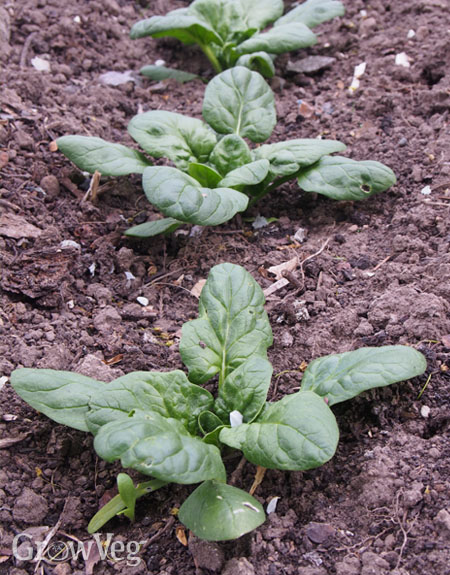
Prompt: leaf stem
<box><xmin>248</xmin><ymin>173</ymin><xmax>298</xmax><ymax>208</ymax></box>
<box><xmin>199</xmin><ymin>43</ymin><xmax>223</xmax><ymax>74</ymax></box>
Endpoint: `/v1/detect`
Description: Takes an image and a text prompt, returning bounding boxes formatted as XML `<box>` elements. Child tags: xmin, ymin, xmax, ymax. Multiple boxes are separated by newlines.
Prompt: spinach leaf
<box><xmin>180</xmin><ymin>263</ymin><xmax>272</xmax><ymax>385</ymax></box>
<box><xmin>300</xmin><ymin>346</ymin><xmax>427</xmax><ymax>405</ymax></box>
<box><xmin>124</xmin><ymin>218</ymin><xmax>182</xmax><ymax>238</ymax></box>
<box><xmin>11</xmin><ymin>369</ymin><xmax>103</xmax><ymax>432</ymax></box>
<box><xmin>57</xmin><ymin>136</ymin><xmax>151</xmax><ymax>176</ymax></box>
<box><xmin>220</xmin><ymin>391</ymin><xmax>339</xmax><ymax>470</ymax></box>
<box><xmin>219</xmin><ymin>159</ymin><xmax>270</xmax><ymax>188</ymax></box>
<box><xmin>209</xmin><ymin>134</ymin><xmax>252</xmax><ymax>176</ymax></box>
<box><xmin>297</xmin><ymin>156</ymin><xmax>397</xmax><ymax>200</ymax></box>
<box><xmin>275</xmin><ymin>0</ymin><xmax>345</xmax><ymax>29</ymax></box>
<box><xmin>142</xmin><ymin>166</ymin><xmax>248</xmax><ymax>226</ymax></box>
<box><xmin>236</xmin><ymin>23</ymin><xmax>317</xmax><ymax>56</ymax></box>
<box><xmin>203</xmin><ymin>67</ymin><xmax>276</xmax><ymax>142</ymax></box>
<box><xmin>179</xmin><ymin>480</ymin><xmax>265</xmax><ymax>541</ymax></box>
<box><xmin>94</xmin><ymin>411</ymin><xmax>226</xmax><ymax>484</ymax></box>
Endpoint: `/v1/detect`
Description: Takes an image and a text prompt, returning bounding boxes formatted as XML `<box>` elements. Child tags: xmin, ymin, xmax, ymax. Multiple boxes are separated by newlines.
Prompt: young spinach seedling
<box><xmin>12</xmin><ymin>263</ymin><xmax>426</xmax><ymax>540</ymax></box>
<box><xmin>57</xmin><ymin>67</ymin><xmax>396</xmax><ymax>238</ymax></box>
<box><xmin>130</xmin><ymin>0</ymin><xmax>345</xmax><ymax>79</ymax></box>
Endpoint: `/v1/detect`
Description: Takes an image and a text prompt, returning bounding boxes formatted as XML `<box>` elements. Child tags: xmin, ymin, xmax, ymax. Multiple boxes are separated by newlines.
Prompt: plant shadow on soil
<box><xmin>0</xmin><ymin>0</ymin><xmax>449</xmax><ymax>574</ymax></box>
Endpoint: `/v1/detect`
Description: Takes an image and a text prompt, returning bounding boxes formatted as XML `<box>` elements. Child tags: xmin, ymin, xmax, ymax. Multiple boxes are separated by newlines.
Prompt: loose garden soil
<box><xmin>0</xmin><ymin>1</ymin><xmax>449</xmax><ymax>574</ymax></box>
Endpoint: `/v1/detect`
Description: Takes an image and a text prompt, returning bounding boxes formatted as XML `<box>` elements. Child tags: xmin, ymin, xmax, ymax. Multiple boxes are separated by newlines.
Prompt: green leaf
<box><xmin>190</xmin><ymin>0</ymin><xmax>247</xmax><ymax>43</ymax></box>
<box><xmin>117</xmin><ymin>473</ymin><xmax>138</xmax><ymax>521</ymax></box>
<box><xmin>88</xmin><ymin>478</ymin><xmax>167</xmax><ymax>533</ymax></box>
<box><xmin>130</xmin><ymin>8</ymin><xmax>222</xmax><ymax>46</ymax></box>
<box><xmin>188</xmin><ymin>163</ymin><xmax>222</xmax><ymax>188</ymax></box>
<box><xmin>128</xmin><ymin>111</ymin><xmax>216</xmax><ymax>171</ymax></box>
<box><xmin>94</xmin><ymin>412</ymin><xmax>226</xmax><ymax>484</ymax></box>
<box><xmin>178</xmin><ymin>481</ymin><xmax>265</xmax><ymax>541</ymax></box>
<box><xmin>57</xmin><ymin>136</ymin><xmax>151</xmax><ymax>176</ymax></box>
<box><xmin>209</xmin><ymin>135</ymin><xmax>252</xmax><ymax>176</ymax></box>
<box><xmin>297</xmin><ymin>156</ymin><xmax>397</xmax><ymax>201</ymax></box>
<box><xmin>236</xmin><ymin>52</ymin><xmax>275</xmax><ymax>78</ymax></box>
<box><xmin>276</xmin><ymin>0</ymin><xmax>345</xmax><ymax>29</ymax></box>
<box><xmin>219</xmin><ymin>159</ymin><xmax>270</xmax><ymax>188</ymax></box>
<box><xmin>198</xmin><ymin>411</ymin><xmax>224</xmax><ymax>435</ymax></box>
<box><xmin>85</xmin><ymin>370</ymin><xmax>214</xmax><ymax>436</ymax></box>
<box><xmin>203</xmin><ymin>67</ymin><xmax>276</xmax><ymax>142</ymax></box>
<box><xmin>10</xmin><ymin>368</ymin><xmax>103</xmax><ymax>432</ymax></box>
<box><xmin>142</xmin><ymin>166</ymin><xmax>248</xmax><ymax>226</ymax></box>
<box><xmin>124</xmin><ymin>218</ymin><xmax>182</xmax><ymax>238</ymax></box>
<box><xmin>220</xmin><ymin>391</ymin><xmax>339</xmax><ymax>470</ymax></box>
<box><xmin>140</xmin><ymin>65</ymin><xmax>199</xmax><ymax>83</ymax></box>
<box><xmin>180</xmin><ymin>263</ymin><xmax>273</xmax><ymax>386</ymax></box>
<box><xmin>238</xmin><ymin>0</ymin><xmax>284</xmax><ymax>30</ymax></box>
<box><xmin>215</xmin><ymin>357</ymin><xmax>273</xmax><ymax>424</ymax></box>
<box><xmin>300</xmin><ymin>346</ymin><xmax>427</xmax><ymax>406</ymax></box>
<box><xmin>253</xmin><ymin>139</ymin><xmax>346</xmax><ymax>177</ymax></box>
<box><xmin>235</xmin><ymin>23</ymin><xmax>317</xmax><ymax>56</ymax></box>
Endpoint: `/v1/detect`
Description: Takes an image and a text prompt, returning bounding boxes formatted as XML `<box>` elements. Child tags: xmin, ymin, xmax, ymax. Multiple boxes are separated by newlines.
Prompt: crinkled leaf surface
<box><xmin>128</xmin><ymin>111</ymin><xmax>216</xmax><ymax>171</ymax></box>
<box><xmin>238</xmin><ymin>0</ymin><xmax>284</xmax><ymax>29</ymax></box>
<box><xmin>220</xmin><ymin>391</ymin><xmax>339</xmax><ymax>470</ymax></box>
<box><xmin>179</xmin><ymin>480</ymin><xmax>265</xmax><ymax>541</ymax></box>
<box><xmin>301</xmin><ymin>346</ymin><xmax>427</xmax><ymax>406</ymax></box>
<box><xmin>130</xmin><ymin>8</ymin><xmax>222</xmax><ymax>46</ymax></box>
<box><xmin>85</xmin><ymin>370</ymin><xmax>213</xmax><ymax>435</ymax></box>
<box><xmin>94</xmin><ymin>412</ymin><xmax>226</xmax><ymax>484</ymax></box>
<box><xmin>235</xmin><ymin>52</ymin><xmax>275</xmax><ymax>78</ymax></box>
<box><xmin>253</xmin><ymin>139</ymin><xmax>346</xmax><ymax>177</ymax></box>
<box><xmin>142</xmin><ymin>166</ymin><xmax>248</xmax><ymax>226</ymax></box>
<box><xmin>140</xmin><ymin>65</ymin><xmax>199</xmax><ymax>83</ymax></box>
<box><xmin>215</xmin><ymin>357</ymin><xmax>273</xmax><ymax>424</ymax></box>
<box><xmin>203</xmin><ymin>67</ymin><xmax>276</xmax><ymax>142</ymax></box>
<box><xmin>188</xmin><ymin>163</ymin><xmax>222</xmax><ymax>188</ymax></box>
<box><xmin>209</xmin><ymin>135</ymin><xmax>252</xmax><ymax>176</ymax></box>
<box><xmin>190</xmin><ymin>0</ymin><xmax>247</xmax><ymax>43</ymax></box>
<box><xmin>180</xmin><ymin>263</ymin><xmax>273</xmax><ymax>385</ymax></box>
<box><xmin>124</xmin><ymin>218</ymin><xmax>182</xmax><ymax>238</ymax></box>
<box><xmin>57</xmin><ymin>136</ymin><xmax>150</xmax><ymax>176</ymax></box>
<box><xmin>276</xmin><ymin>0</ymin><xmax>345</xmax><ymax>28</ymax></box>
<box><xmin>11</xmin><ymin>369</ymin><xmax>103</xmax><ymax>432</ymax></box>
<box><xmin>219</xmin><ymin>159</ymin><xmax>270</xmax><ymax>188</ymax></box>
<box><xmin>236</xmin><ymin>23</ymin><xmax>317</xmax><ymax>56</ymax></box>
<box><xmin>297</xmin><ymin>156</ymin><xmax>397</xmax><ymax>200</ymax></box>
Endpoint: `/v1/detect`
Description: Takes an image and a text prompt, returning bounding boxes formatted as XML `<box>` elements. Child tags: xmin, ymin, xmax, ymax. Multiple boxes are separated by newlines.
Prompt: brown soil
<box><xmin>1</xmin><ymin>1</ymin><xmax>449</xmax><ymax>574</ymax></box>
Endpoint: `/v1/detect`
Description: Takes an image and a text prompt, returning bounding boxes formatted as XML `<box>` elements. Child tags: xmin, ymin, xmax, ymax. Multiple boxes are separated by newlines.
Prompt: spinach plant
<box><xmin>130</xmin><ymin>0</ymin><xmax>345</xmax><ymax>79</ymax></box>
<box><xmin>12</xmin><ymin>263</ymin><xmax>426</xmax><ymax>541</ymax></box>
<box><xmin>57</xmin><ymin>67</ymin><xmax>396</xmax><ymax>238</ymax></box>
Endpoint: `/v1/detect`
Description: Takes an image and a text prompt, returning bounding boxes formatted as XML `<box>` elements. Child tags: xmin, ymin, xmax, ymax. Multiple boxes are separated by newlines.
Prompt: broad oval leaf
<box><xmin>130</xmin><ymin>9</ymin><xmax>222</xmax><ymax>46</ymax></box>
<box><xmin>219</xmin><ymin>159</ymin><xmax>270</xmax><ymax>188</ymax></box>
<box><xmin>11</xmin><ymin>368</ymin><xmax>103</xmax><ymax>432</ymax></box>
<box><xmin>178</xmin><ymin>481</ymin><xmax>265</xmax><ymax>541</ymax></box>
<box><xmin>190</xmin><ymin>0</ymin><xmax>247</xmax><ymax>43</ymax></box>
<box><xmin>180</xmin><ymin>263</ymin><xmax>273</xmax><ymax>385</ymax></box>
<box><xmin>220</xmin><ymin>391</ymin><xmax>339</xmax><ymax>470</ymax></box>
<box><xmin>209</xmin><ymin>135</ymin><xmax>252</xmax><ymax>176</ymax></box>
<box><xmin>142</xmin><ymin>166</ymin><xmax>248</xmax><ymax>226</ymax></box>
<box><xmin>236</xmin><ymin>52</ymin><xmax>275</xmax><ymax>78</ymax></box>
<box><xmin>300</xmin><ymin>346</ymin><xmax>427</xmax><ymax>406</ymax></box>
<box><xmin>203</xmin><ymin>67</ymin><xmax>276</xmax><ymax>142</ymax></box>
<box><xmin>238</xmin><ymin>0</ymin><xmax>284</xmax><ymax>30</ymax></box>
<box><xmin>124</xmin><ymin>218</ymin><xmax>182</xmax><ymax>238</ymax></box>
<box><xmin>86</xmin><ymin>370</ymin><xmax>214</xmax><ymax>435</ymax></box>
<box><xmin>188</xmin><ymin>163</ymin><xmax>222</xmax><ymax>188</ymax></box>
<box><xmin>215</xmin><ymin>357</ymin><xmax>273</xmax><ymax>424</ymax></box>
<box><xmin>297</xmin><ymin>156</ymin><xmax>397</xmax><ymax>200</ymax></box>
<box><xmin>57</xmin><ymin>136</ymin><xmax>151</xmax><ymax>176</ymax></box>
<box><xmin>94</xmin><ymin>412</ymin><xmax>226</xmax><ymax>484</ymax></box>
<box><xmin>128</xmin><ymin>111</ymin><xmax>216</xmax><ymax>171</ymax></box>
<box><xmin>253</xmin><ymin>139</ymin><xmax>346</xmax><ymax>177</ymax></box>
<box><xmin>140</xmin><ymin>65</ymin><xmax>199</xmax><ymax>84</ymax></box>
<box><xmin>235</xmin><ymin>23</ymin><xmax>317</xmax><ymax>56</ymax></box>
<box><xmin>275</xmin><ymin>0</ymin><xmax>345</xmax><ymax>29</ymax></box>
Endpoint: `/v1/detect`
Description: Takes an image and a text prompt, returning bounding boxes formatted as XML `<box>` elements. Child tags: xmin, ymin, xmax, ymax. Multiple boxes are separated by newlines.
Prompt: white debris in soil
<box><xmin>136</xmin><ymin>296</ymin><xmax>149</xmax><ymax>307</ymax></box>
<box><xmin>395</xmin><ymin>52</ymin><xmax>411</xmax><ymax>68</ymax></box>
<box><xmin>407</xmin><ymin>29</ymin><xmax>416</xmax><ymax>38</ymax></box>
<box><xmin>89</xmin><ymin>263</ymin><xmax>96</xmax><ymax>276</ymax></box>
<box><xmin>155</xmin><ymin>59</ymin><xmax>166</xmax><ymax>66</ymax></box>
<box><xmin>0</xmin><ymin>376</ymin><xmax>8</xmax><ymax>391</ymax></box>
<box><xmin>420</xmin><ymin>405</ymin><xmax>431</xmax><ymax>418</ymax></box>
<box><xmin>31</xmin><ymin>56</ymin><xmax>51</xmax><ymax>72</ymax></box>
<box><xmin>421</xmin><ymin>185</ymin><xmax>432</xmax><ymax>195</ymax></box>
<box><xmin>60</xmin><ymin>239</ymin><xmax>81</xmax><ymax>250</ymax></box>
<box><xmin>293</xmin><ymin>227</ymin><xmax>307</xmax><ymax>243</ymax></box>
<box><xmin>252</xmin><ymin>215</ymin><xmax>269</xmax><ymax>229</ymax></box>
<box><xmin>99</xmin><ymin>70</ymin><xmax>136</xmax><ymax>86</ymax></box>
<box><xmin>124</xmin><ymin>271</ymin><xmax>135</xmax><ymax>281</ymax></box>
<box><xmin>230</xmin><ymin>410</ymin><xmax>243</xmax><ymax>427</ymax></box>
<box><xmin>73</xmin><ymin>15</ymin><xmax>81</xmax><ymax>24</ymax></box>
<box><xmin>348</xmin><ymin>62</ymin><xmax>366</xmax><ymax>92</ymax></box>
<box><xmin>266</xmin><ymin>497</ymin><xmax>280</xmax><ymax>514</ymax></box>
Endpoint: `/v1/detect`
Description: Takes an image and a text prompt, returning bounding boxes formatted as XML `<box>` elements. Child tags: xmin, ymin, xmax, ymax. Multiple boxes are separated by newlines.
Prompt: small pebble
<box><xmin>398</xmin><ymin>137</ymin><xmax>408</xmax><ymax>147</ymax></box>
<box><xmin>420</xmin><ymin>405</ymin><xmax>430</xmax><ymax>418</ymax></box>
